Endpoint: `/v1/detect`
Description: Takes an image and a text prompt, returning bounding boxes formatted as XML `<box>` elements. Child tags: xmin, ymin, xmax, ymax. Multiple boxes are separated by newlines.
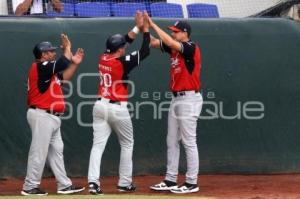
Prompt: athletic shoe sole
<box><xmin>117</xmin><ymin>184</ymin><xmax>136</xmax><ymax>192</ymax></box>
<box><xmin>170</xmin><ymin>186</ymin><xmax>199</xmax><ymax>194</ymax></box>
<box><xmin>57</xmin><ymin>187</ymin><xmax>85</xmax><ymax>194</ymax></box>
<box><xmin>21</xmin><ymin>191</ymin><xmax>48</xmax><ymax>196</ymax></box>
<box><xmin>89</xmin><ymin>189</ymin><xmax>104</xmax><ymax>195</ymax></box>
<box><xmin>117</xmin><ymin>188</ymin><xmax>136</xmax><ymax>192</ymax></box>
<box><xmin>150</xmin><ymin>185</ymin><xmax>178</xmax><ymax>191</ymax></box>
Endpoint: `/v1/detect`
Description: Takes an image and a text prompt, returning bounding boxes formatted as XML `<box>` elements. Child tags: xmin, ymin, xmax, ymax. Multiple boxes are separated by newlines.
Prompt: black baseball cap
<box><xmin>106</xmin><ymin>34</ymin><xmax>127</xmax><ymax>53</ymax></box>
<box><xmin>33</xmin><ymin>41</ymin><xmax>58</xmax><ymax>59</ymax></box>
<box><xmin>168</xmin><ymin>20</ymin><xmax>191</xmax><ymax>36</ymax></box>
<box><xmin>35</xmin><ymin>41</ymin><xmax>58</xmax><ymax>52</ymax></box>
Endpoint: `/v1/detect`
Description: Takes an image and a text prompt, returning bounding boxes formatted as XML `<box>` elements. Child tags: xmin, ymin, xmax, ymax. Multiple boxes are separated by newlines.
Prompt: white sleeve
<box><xmin>30</xmin><ymin>0</ymin><xmax>43</xmax><ymax>14</ymax></box>
<box><xmin>12</xmin><ymin>0</ymin><xmax>24</xmax><ymax>13</ymax></box>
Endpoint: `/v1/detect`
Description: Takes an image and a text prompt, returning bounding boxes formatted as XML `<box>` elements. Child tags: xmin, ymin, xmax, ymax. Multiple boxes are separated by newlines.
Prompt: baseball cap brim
<box><xmin>47</xmin><ymin>46</ymin><xmax>58</xmax><ymax>51</ymax></box>
<box><xmin>168</xmin><ymin>26</ymin><xmax>182</xmax><ymax>32</ymax></box>
<box><xmin>41</xmin><ymin>46</ymin><xmax>58</xmax><ymax>52</ymax></box>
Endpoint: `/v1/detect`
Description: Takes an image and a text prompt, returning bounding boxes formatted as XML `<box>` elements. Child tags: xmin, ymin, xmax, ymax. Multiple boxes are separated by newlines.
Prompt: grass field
<box><xmin>0</xmin><ymin>195</ymin><xmax>215</xmax><ymax>199</ymax></box>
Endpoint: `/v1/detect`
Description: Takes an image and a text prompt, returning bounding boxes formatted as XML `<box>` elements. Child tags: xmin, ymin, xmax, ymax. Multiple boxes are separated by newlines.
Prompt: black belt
<box><xmin>29</xmin><ymin>106</ymin><xmax>63</xmax><ymax>117</ymax></box>
<box><xmin>172</xmin><ymin>91</ymin><xmax>199</xmax><ymax>97</ymax></box>
<box><xmin>98</xmin><ymin>98</ymin><xmax>121</xmax><ymax>105</ymax></box>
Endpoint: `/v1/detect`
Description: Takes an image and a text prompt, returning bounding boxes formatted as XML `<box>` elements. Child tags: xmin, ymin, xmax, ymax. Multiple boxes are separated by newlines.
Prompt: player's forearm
<box><xmin>54</xmin><ymin>56</ymin><xmax>71</xmax><ymax>73</ymax></box>
<box><xmin>125</xmin><ymin>34</ymin><xmax>134</xmax><ymax>45</ymax></box>
<box><xmin>150</xmin><ymin>35</ymin><xmax>160</xmax><ymax>48</ymax></box>
<box><xmin>139</xmin><ymin>32</ymin><xmax>150</xmax><ymax>61</ymax></box>
<box><xmin>127</xmin><ymin>31</ymin><xmax>136</xmax><ymax>41</ymax></box>
<box><xmin>63</xmin><ymin>48</ymin><xmax>72</xmax><ymax>60</ymax></box>
<box><xmin>15</xmin><ymin>0</ymin><xmax>33</xmax><ymax>16</ymax></box>
<box><xmin>126</xmin><ymin>26</ymin><xmax>141</xmax><ymax>44</ymax></box>
<box><xmin>62</xmin><ymin>48</ymin><xmax>84</xmax><ymax>80</ymax></box>
<box><xmin>151</xmin><ymin>22</ymin><xmax>180</xmax><ymax>51</ymax></box>
<box><xmin>62</xmin><ymin>63</ymin><xmax>78</xmax><ymax>81</ymax></box>
<box><xmin>152</xmin><ymin>23</ymin><xmax>173</xmax><ymax>46</ymax></box>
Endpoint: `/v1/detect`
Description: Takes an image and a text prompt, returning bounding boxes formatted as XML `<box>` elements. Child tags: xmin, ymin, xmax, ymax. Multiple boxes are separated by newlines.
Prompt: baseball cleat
<box><xmin>117</xmin><ymin>183</ymin><xmax>136</xmax><ymax>192</ymax></box>
<box><xmin>57</xmin><ymin>185</ymin><xmax>85</xmax><ymax>194</ymax></box>
<box><xmin>89</xmin><ymin>182</ymin><xmax>104</xmax><ymax>195</ymax></box>
<box><xmin>21</xmin><ymin>188</ymin><xmax>48</xmax><ymax>196</ymax></box>
<box><xmin>150</xmin><ymin>180</ymin><xmax>178</xmax><ymax>191</ymax></box>
<box><xmin>170</xmin><ymin>182</ymin><xmax>199</xmax><ymax>194</ymax></box>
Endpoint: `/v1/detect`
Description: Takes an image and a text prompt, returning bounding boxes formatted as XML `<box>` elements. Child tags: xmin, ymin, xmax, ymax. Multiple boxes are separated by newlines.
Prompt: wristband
<box><xmin>132</xmin><ymin>26</ymin><xmax>140</xmax><ymax>34</ymax></box>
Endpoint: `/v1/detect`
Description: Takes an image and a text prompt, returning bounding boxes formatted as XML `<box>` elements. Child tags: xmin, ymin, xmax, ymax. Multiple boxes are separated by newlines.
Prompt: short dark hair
<box><xmin>33</xmin><ymin>47</ymin><xmax>42</xmax><ymax>59</ymax></box>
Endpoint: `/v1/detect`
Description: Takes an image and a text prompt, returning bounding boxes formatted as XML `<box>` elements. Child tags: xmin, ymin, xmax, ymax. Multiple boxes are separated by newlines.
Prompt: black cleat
<box><xmin>21</xmin><ymin>188</ymin><xmax>48</xmax><ymax>196</ymax></box>
<box><xmin>57</xmin><ymin>185</ymin><xmax>85</xmax><ymax>194</ymax></box>
<box><xmin>170</xmin><ymin>182</ymin><xmax>199</xmax><ymax>194</ymax></box>
<box><xmin>150</xmin><ymin>180</ymin><xmax>178</xmax><ymax>191</ymax></box>
<box><xmin>117</xmin><ymin>183</ymin><xmax>136</xmax><ymax>192</ymax></box>
<box><xmin>89</xmin><ymin>182</ymin><xmax>104</xmax><ymax>195</ymax></box>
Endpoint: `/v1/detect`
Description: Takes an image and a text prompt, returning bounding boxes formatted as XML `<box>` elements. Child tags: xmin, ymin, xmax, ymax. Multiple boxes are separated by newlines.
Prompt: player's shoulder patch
<box><xmin>131</xmin><ymin>51</ymin><xmax>138</xmax><ymax>56</ymax></box>
<box><xmin>42</xmin><ymin>61</ymin><xmax>49</xmax><ymax>66</ymax></box>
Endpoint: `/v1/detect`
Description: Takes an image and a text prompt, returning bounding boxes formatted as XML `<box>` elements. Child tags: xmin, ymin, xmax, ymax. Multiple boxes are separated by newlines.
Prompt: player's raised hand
<box><xmin>135</xmin><ymin>10</ymin><xmax>144</xmax><ymax>30</ymax></box>
<box><xmin>60</xmin><ymin>33</ymin><xmax>71</xmax><ymax>50</ymax></box>
<box><xmin>61</xmin><ymin>34</ymin><xmax>73</xmax><ymax>60</ymax></box>
<box><xmin>143</xmin><ymin>11</ymin><xmax>150</xmax><ymax>31</ymax></box>
<box><xmin>143</xmin><ymin>11</ymin><xmax>154</xmax><ymax>27</ymax></box>
<box><xmin>71</xmin><ymin>48</ymin><xmax>84</xmax><ymax>65</ymax></box>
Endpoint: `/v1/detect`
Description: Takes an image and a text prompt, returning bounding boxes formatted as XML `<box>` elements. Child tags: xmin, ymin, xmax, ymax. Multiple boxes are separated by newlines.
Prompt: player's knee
<box><xmin>167</xmin><ymin>138</ymin><xmax>180</xmax><ymax>148</ymax></box>
<box><xmin>120</xmin><ymin>139</ymin><xmax>134</xmax><ymax>149</ymax></box>
<box><xmin>181</xmin><ymin>139</ymin><xmax>197</xmax><ymax>148</ymax></box>
<box><xmin>51</xmin><ymin>143</ymin><xmax>64</xmax><ymax>154</ymax></box>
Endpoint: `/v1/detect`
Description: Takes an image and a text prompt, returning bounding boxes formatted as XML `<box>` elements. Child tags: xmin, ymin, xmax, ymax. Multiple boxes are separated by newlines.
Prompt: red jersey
<box><xmin>27</xmin><ymin>56</ymin><xmax>70</xmax><ymax>113</ymax></box>
<box><xmin>161</xmin><ymin>41</ymin><xmax>201</xmax><ymax>92</ymax></box>
<box><xmin>97</xmin><ymin>33</ymin><xmax>151</xmax><ymax>102</ymax></box>
<box><xmin>98</xmin><ymin>54</ymin><xmax>129</xmax><ymax>101</ymax></box>
<box><xmin>27</xmin><ymin>62</ymin><xmax>65</xmax><ymax>112</ymax></box>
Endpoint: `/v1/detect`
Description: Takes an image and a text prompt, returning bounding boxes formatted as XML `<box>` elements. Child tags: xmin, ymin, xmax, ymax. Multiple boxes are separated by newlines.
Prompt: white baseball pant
<box><xmin>165</xmin><ymin>92</ymin><xmax>203</xmax><ymax>185</ymax></box>
<box><xmin>23</xmin><ymin>108</ymin><xmax>72</xmax><ymax>191</ymax></box>
<box><xmin>88</xmin><ymin>99</ymin><xmax>133</xmax><ymax>187</ymax></box>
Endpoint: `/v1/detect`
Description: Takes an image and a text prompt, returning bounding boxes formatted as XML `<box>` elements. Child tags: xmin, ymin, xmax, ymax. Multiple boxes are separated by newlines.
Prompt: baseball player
<box><xmin>145</xmin><ymin>14</ymin><xmax>203</xmax><ymax>194</ymax></box>
<box><xmin>21</xmin><ymin>34</ymin><xmax>85</xmax><ymax>196</ymax></box>
<box><xmin>87</xmin><ymin>12</ymin><xmax>150</xmax><ymax>195</ymax></box>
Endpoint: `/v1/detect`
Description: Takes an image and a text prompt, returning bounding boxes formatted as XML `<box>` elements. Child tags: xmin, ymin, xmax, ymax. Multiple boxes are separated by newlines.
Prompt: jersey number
<box><xmin>100</xmin><ymin>72</ymin><xmax>112</xmax><ymax>87</ymax></box>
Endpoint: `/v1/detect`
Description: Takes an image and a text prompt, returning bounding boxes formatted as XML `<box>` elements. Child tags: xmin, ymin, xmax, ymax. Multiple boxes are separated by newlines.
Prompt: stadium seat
<box><xmin>112</xmin><ymin>3</ymin><xmax>146</xmax><ymax>17</ymax></box>
<box><xmin>67</xmin><ymin>0</ymin><xmax>120</xmax><ymax>3</ymax></box>
<box><xmin>124</xmin><ymin>0</ymin><xmax>165</xmax><ymax>15</ymax></box>
<box><xmin>47</xmin><ymin>3</ymin><xmax>75</xmax><ymax>16</ymax></box>
<box><xmin>187</xmin><ymin>3</ymin><xmax>219</xmax><ymax>18</ymax></box>
<box><xmin>124</xmin><ymin>0</ymin><xmax>150</xmax><ymax>14</ymax></box>
<box><xmin>150</xmin><ymin>2</ymin><xmax>183</xmax><ymax>18</ymax></box>
<box><xmin>75</xmin><ymin>2</ymin><xmax>111</xmax><ymax>17</ymax></box>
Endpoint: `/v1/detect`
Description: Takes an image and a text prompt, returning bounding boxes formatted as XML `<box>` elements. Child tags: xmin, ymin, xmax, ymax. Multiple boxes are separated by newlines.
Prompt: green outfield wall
<box><xmin>0</xmin><ymin>18</ymin><xmax>300</xmax><ymax>178</ymax></box>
